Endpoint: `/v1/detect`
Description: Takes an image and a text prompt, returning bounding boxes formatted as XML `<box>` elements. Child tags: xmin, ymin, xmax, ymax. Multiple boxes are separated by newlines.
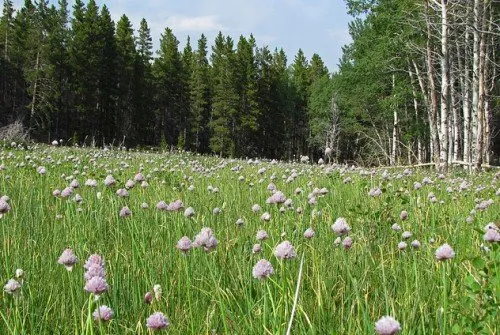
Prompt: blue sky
<box><xmin>13</xmin><ymin>0</ymin><xmax>352</xmax><ymax>71</ymax></box>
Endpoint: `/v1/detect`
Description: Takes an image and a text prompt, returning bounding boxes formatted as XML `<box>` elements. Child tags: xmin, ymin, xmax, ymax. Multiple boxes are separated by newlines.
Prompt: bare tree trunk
<box><xmin>471</xmin><ymin>0</ymin><xmax>481</xmax><ymax>167</ymax></box>
<box><xmin>438</xmin><ymin>0</ymin><xmax>450</xmax><ymax>170</ymax></box>
<box><xmin>29</xmin><ymin>50</ymin><xmax>40</xmax><ymax>127</ymax></box>
<box><xmin>424</xmin><ymin>1</ymin><xmax>440</xmax><ymax>168</ymax></box>
<box><xmin>408</xmin><ymin>62</ymin><xmax>423</xmax><ymax>164</ymax></box>
<box><xmin>451</xmin><ymin>67</ymin><xmax>460</xmax><ymax>162</ymax></box>
<box><xmin>459</xmin><ymin>9</ymin><xmax>471</xmax><ymax>168</ymax></box>
<box><xmin>391</xmin><ymin>74</ymin><xmax>398</xmax><ymax>166</ymax></box>
<box><xmin>474</xmin><ymin>0</ymin><xmax>487</xmax><ymax>170</ymax></box>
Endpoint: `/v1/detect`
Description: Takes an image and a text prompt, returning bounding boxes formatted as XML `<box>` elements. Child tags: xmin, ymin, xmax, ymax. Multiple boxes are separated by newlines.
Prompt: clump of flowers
<box><xmin>252</xmin><ymin>259</ymin><xmax>274</xmax><ymax>280</ymax></box>
<box><xmin>167</xmin><ymin>199</ymin><xmax>184</xmax><ymax>211</ymax></box>
<box><xmin>274</xmin><ymin>241</ymin><xmax>297</xmax><ymax>259</ymax></box>
<box><xmin>266</xmin><ymin>191</ymin><xmax>286</xmax><ymax>204</ymax></box>
<box><xmin>57</xmin><ymin>248</ymin><xmax>78</xmax><ymax>271</ymax></box>
<box><xmin>483</xmin><ymin>223</ymin><xmax>499</xmax><ymax>243</ymax></box>
<box><xmin>83</xmin><ymin>254</ymin><xmax>108</xmax><ymax>299</ymax></box>
<box><xmin>193</xmin><ymin>227</ymin><xmax>218</xmax><ymax>252</ymax></box>
<box><xmin>375</xmin><ymin>316</ymin><xmax>401</xmax><ymax>335</ymax></box>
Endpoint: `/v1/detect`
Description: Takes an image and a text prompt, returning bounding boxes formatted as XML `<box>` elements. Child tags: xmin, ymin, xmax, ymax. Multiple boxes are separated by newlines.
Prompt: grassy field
<box><xmin>0</xmin><ymin>144</ymin><xmax>498</xmax><ymax>334</ymax></box>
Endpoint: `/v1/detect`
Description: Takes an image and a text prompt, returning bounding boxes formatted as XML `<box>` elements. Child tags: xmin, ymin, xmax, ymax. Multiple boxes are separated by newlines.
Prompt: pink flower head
<box><xmin>58</xmin><ymin>248</ymin><xmax>78</xmax><ymax>271</ymax></box>
<box><xmin>256</xmin><ymin>230</ymin><xmax>268</xmax><ymax>241</ymax></box>
<box><xmin>375</xmin><ymin>316</ymin><xmax>401</xmax><ymax>335</ymax></box>
<box><xmin>167</xmin><ymin>200</ymin><xmax>184</xmax><ymax>211</ymax></box>
<box><xmin>0</xmin><ymin>198</ymin><xmax>10</xmax><ymax>214</ymax></box>
<box><xmin>84</xmin><ymin>276</ymin><xmax>108</xmax><ymax>295</ymax></box>
<box><xmin>435</xmin><ymin>243</ymin><xmax>455</xmax><ymax>261</ymax></box>
<box><xmin>193</xmin><ymin>227</ymin><xmax>217</xmax><ymax>252</ymax></box>
<box><xmin>252</xmin><ymin>259</ymin><xmax>274</xmax><ymax>279</ymax></box>
<box><xmin>176</xmin><ymin>236</ymin><xmax>192</xmax><ymax>253</ymax></box>
<box><xmin>146</xmin><ymin>312</ymin><xmax>170</xmax><ymax>330</ymax></box>
<box><xmin>331</xmin><ymin>217</ymin><xmax>350</xmax><ymax>236</ymax></box>
<box><xmin>93</xmin><ymin>305</ymin><xmax>113</xmax><ymax>321</ymax></box>
<box><xmin>156</xmin><ymin>201</ymin><xmax>168</xmax><ymax>210</ymax></box>
<box><xmin>119</xmin><ymin>206</ymin><xmax>132</xmax><ymax>218</ymax></box>
<box><xmin>84</xmin><ymin>264</ymin><xmax>106</xmax><ymax>281</ymax></box>
<box><xmin>304</xmin><ymin>228</ymin><xmax>315</xmax><ymax>239</ymax></box>
<box><xmin>266</xmin><ymin>191</ymin><xmax>286</xmax><ymax>204</ymax></box>
<box><xmin>274</xmin><ymin>241</ymin><xmax>297</xmax><ymax>259</ymax></box>
<box><xmin>84</xmin><ymin>254</ymin><xmax>104</xmax><ymax>270</ymax></box>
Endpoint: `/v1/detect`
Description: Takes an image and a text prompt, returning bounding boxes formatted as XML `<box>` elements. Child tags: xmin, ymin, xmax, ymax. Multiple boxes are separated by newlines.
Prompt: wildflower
<box><xmin>399</xmin><ymin>210</ymin><xmax>408</xmax><ymax>220</ymax></box>
<box><xmin>37</xmin><ymin>166</ymin><xmax>47</xmax><ymax>175</ymax></box>
<box><xmin>61</xmin><ymin>187</ymin><xmax>73</xmax><ymax>198</ymax></box>
<box><xmin>252</xmin><ymin>244</ymin><xmax>262</xmax><ymax>253</ymax></box>
<box><xmin>343</xmin><ymin>237</ymin><xmax>353</xmax><ymax>249</ymax></box>
<box><xmin>251</xmin><ymin>204</ymin><xmax>261</xmax><ymax>212</ymax></box>
<box><xmin>331</xmin><ymin>217</ymin><xmax>350</xmax><ymax>236</ymax></box>
<box><xmin>397</xmin><ymin>242</ymin><xmax>407</xmax><ymax>250</ymax></box>
<box><xmin>236</xmin><ymin>218</ymin><xmax>244</xmax><ymax>226</ymax></box>
<box><xmin>156</xmin><ymin>201</ymin><xmax>168</xmax><ymax>210</ymax></box>
<box><xmin>304</xmin><ymin>228</ymin><xmax>315</xmax><ymax>239</ymax></box>
<box><xmin>116</xmin><ymin>188</ymin><xmax>129</xmax><ymax>197</ymax></box>
<box><xmin>483</xmin><ymin>229</ymin><xmax>500</xmax><ymax>243</ymax></box>
<box><xmin>58</xmin><ymin>248</ymin><xmax>78</xmax><ymax>271</ymax></box>
<box><xmin>93</xmin><ymin>305</ymin><xmax>114</xmax><ymax>322</ymax></box>
<box><xmin>184</xmin><ymin>207</ymin><xmax>195</xmax><ymax>218</ymax></box>
<box><xmin>260</xmin><ymin>212</ymin><xmax>271</xmax><ymax>221</ymax></box>
<box><xmin>84</xmin><ymin>276</ymin><xmax>108</xmax><ymax>295</ymax></box>
<box><xmin>0</xmin><ymin>199</ymin><xmax>10</xmax><ymax>214</ymax></box>
<box><xmin>369</xmin><ymin>188</ymin><xmax>382</xmax><ymax>197</ymax></box>
<box><xmin>256</xmin><ymin>230</ymin><xmax>268</xmax><ymax>241</ymax></box>
<box><xmin>402</xmin><ymin>231</ymin><xmax>412</xmax><ymax>240</ymax></box>
<box><xmin>84</xmin><ymin>264</ymin><xmax>106</xmax><ymax>281</ymax></box>
<box><xmin>85</xmin><ymin>179</ymin><xmax>98</xmax><ymax>187</ymax></box>
<box><xmin>70</xmin><ymin>179</ymin><xmax>79</xmax><ymax>188</ymax></box>
<box><xmin>296</xmin><ymin>207</ymin><xmax>303</xmax><ymax>214</ymax></box>
<box><xmin>104</xmin><ymin>175</ymin><xmax>116</xmax><ymax>186</ymax></box>
<box><xmin>266</xmin><ymin>191</ymin><xmax>286</xmax><ymax>204</ymax></box>
<box><xmin>146</xmin><ymin>312</ymin><xmax>170</xmax><ymax>330</ymax></box>
<box><xmin>51</xmin><ymin>140</ymin><xmax>59</xmax><ymax>146</ymax></box>
<box><xmin>334</xmin><ymin>237</ymin><xmax>342</xmax><ymax>246</ymax></box>
<box><xmin>414</xmin><ymin>182</ymin><xmax>422</xmax><ymax>190</ymax></box>
<box><xmin>125</xmin><ymin>180</ymin><xmax>135</xmax><ymax>189</ymax></box>
<box><xmin>375</xmin><ymin>315</ymin><xmax>401</xmax><ymax>335</ymax></box>
<box><xmin>153</xmin><ymin>284</ymin><xmax>162</xmax><ymax>301</ymax></box>
<box><xmin>391</xmin><ymin>224</ymin><xmax>401</xmax><ymax>231</ymax></box>
<box><xmin>119</xmin><ymin>206</ymin><xmax>132</xmax><ymax>218</ymax></box>
<box><xmin>52</xmin><ymin>189</ymin><xmax>61</xmax><ymax>197</ymax></box>
<box><xmin>212</xmin><ymin>207</ymin><xmax>221</xmax><ymax>215</ymax></box>
<box><xmin>134</xmin><ymin>172</ymin><xmax>145</xmax><ymax>182</ymax></box>
<box><xmin>252</xmin><ymin>259</ymin><xmax>274</xmax><ymax>280</ymax></box>
<box><xmin>435</xmin><ymin>244</ymin><xmax>455</xmax><ymax>261</ymax></box>
<box><xmin>176</xmin><ymin>236</ymin><xmax>192</xmax><ymax>253</ymax></box>
<box><xmin>411</xmin><ymin>240</ymin><xmax>421</xmax><ymax>249</ymax></box>
<box><xmin>4</xmin><ymin>279</ymin><xmax>21</xmax><ymax>296</ymax></box>
<box><xmin>193</xmin><ymin>227</ymin><xmax>218</xmax><ymax>252</ymax></box>
<box><xmin>141</xmin><ymin>202</ymin><xmax>149</xmax><ymax>209</ymax></box>
<box><xmin>84</xmin><ymin>254</ymin><xmax>104</xmax><ymax>270</ymax></box>
<box><xmin>295</xmin><ymin>187</ymin><xmax>303</xmax><ymax>195</ymax></box>
<box><xmin>167</xmin><ymin>200</ymin><xmax>184</xmax><ymax>211</ymax></box>
<box><xmin>274</xmin><ymin>241</ymin><xmax>297</xmax><ymax>259</ymax></box>
<box><xmin>144</xmin><ymin>291</ymin><xmax>153</xmax><ymax>304</ymax></box>
<box><xmin>15</xmin><ymin>269</ymin><xmax>24</xmax><ymax>280</ymax></box>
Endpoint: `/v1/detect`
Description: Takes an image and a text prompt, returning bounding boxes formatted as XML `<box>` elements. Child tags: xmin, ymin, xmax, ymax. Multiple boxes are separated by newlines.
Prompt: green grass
<box><xmin>0</xmin><ymin>144</ymin><xmax>498</xmax><ymax>334</ymax></box>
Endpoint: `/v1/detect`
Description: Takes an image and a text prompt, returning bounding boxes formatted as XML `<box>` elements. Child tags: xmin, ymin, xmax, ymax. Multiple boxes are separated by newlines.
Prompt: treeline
<box><xmin>332</xmin><ymin>0</ymin><xmax>500</xmax><ymax>168</ymax></box>
<box><xmin>0</xmin><ymin>0</ymin><xmax>334</xmax><ymax>160</ymax></box>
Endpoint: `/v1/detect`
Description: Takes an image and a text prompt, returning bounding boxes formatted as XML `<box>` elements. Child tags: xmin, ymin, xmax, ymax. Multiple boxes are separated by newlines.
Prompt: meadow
<box><xmin>0</xmin><ymin>143</ymin><xmax>498</xmax><ymax>334</ymax></box>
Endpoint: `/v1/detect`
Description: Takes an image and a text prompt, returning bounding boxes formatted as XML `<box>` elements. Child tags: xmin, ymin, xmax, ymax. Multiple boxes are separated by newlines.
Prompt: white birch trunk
<box><xmin>438</xmin><ymin>0</ymin><xmax>449</xmax><ymax>170</ymax></box>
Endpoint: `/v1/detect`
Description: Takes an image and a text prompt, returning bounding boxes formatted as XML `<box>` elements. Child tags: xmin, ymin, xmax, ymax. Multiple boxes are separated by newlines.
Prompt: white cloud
<box><xmin>165</xmin><ymin>15</ymin><xmax>224</xmax><ymax>32</ymax></box>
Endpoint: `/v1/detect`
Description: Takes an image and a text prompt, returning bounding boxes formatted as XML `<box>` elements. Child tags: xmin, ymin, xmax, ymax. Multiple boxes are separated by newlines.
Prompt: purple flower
<box><xmin>156</xmin><ymin>201</ymin><xmax>168</xmax><ymax>210</ymax></box>
<box><xmin>84</xmin><ymin>276</ymin><xmax>108</xmax><ymax>295</ymax></box>
<box><xmin>0</xmin><ymin>199</ymin><xmax>10</xmax><ymax>214</ymax></box>
<box><xmin>402</xmin><ymin>231</ymin><xmax>412</xmax><ymax>240</ymax></box>
<box><xmin>93</xmin><ymin>305</ymin><xmax>114</xmax><ymax>321</ymax></box>
<box><xmin>375</xmin><ymin>316</ymin><xmax>401</xmax><ymax>335</ymax></box>
<box><xmin>167</xmin><ymin>199</ymin><xmax>184</xmax><ymax>211</ymax></box>
<box><xmin>146</xmin><ymin>312</ymin><xmax>170</xmax><ymax>330</ymax></box>
<box><xmin>61</xmin><ymin>187</ymin><xmax>73</xmax><ymax>198</ymax></box>
<box><xmin>303</xmin><ymin>228</ymin><xmax>315</xmax><ymax>239</ymax></box>
<box><xmin>184</xmin><ymin>207</ymin><xmax>195</xmax><ymax>218</ymax></box>
<box><xmin>391</xmin><ymin>224</ymin><xmax>401</xmax><ymax>232</ymax></box>
<box><xmin>193</xmin><ymin>227</ymin><xmax>218</xmax><ymax>252</ymax></box>
<box><xmin>52</xmin><ymin>189</ymin><xmax>61</xmax><ymax>197</ymax></box>
<box><xmin>274</xmin><ymin>241</ymin><xmax>297</xmax><ymax>259</ymax></box>
<box><xmin>331</xmin><ymin>217</ymin><xmax>350</xmax><ymax>236</ymax></box>
<box><xmin>176</xmin><ymin>236</ymin><xmax>192</xmax><ymax>253</ymax></box>
<box><xmin>369</xmin><ymin>188</ymin><xmax>382</xmax><ymax>197</ymax></box>
<box><xmin>70</xmin><ymin>179</ymin><xmax>79</xmax><ymax>188</ymax></box>
<box><xmin>252</xmin><ymin>243</ymin><xmax>262</xmax><ymax>253</ymax></box>
<box><xmin>252</xmin><ymin>259</ymin><xmax>274</xmax><ymax>280</ymax></box>
<box><xmin>85</xmin><ymin>179</ymin><xmax>98</xmax><ymax>187</ymax></box>
<box><xmin>435</xmin><ymin>243</ymin><xmax>455</xmax><ymax>261</ymax></box>
<box><xmin>104</xmin><ymin>175</ymin><xmax>116</xmax><ymax>187</ymax></box>
<box><xmin>58</xmin><ymin>248</ymin><xmax>78</xmax><ymax>271</ymax></box>
<box><xmin>399</xmin><ymin>210</ymin><xmax>408</xmax><ymax>220</ymax></box>
<box><xmin>84</xmin><ymin>254</ymin><xmax>104</xmax><ymax>270</ymax></box>
<box><xmin>343</xmin><ymin>237</ymin><xmax>353</xmax><ymax>249</ymax></box>
<box><xmin>4</xmin><ymin>279</ymin><xmax>22</xmax><ymax>295</ymax></box>
<box><xmin>134</xmin><ymin>173</ymin><xmax>145</xmax><ymax>182</ymax></box>
<box><xmin>266</xmin><ymin>191</ymin><xmax>286</xmax><ymax>204</ymax></box>
<box><xmin>334</xmin><ymin>237</ymin><xmax>342</xmax><ymax>246</ymax></box>
<box><xmin>256</xmin><ymin>230</ymin><xmax>268</xmax><ymax>241</ymax></box>
<box><xmin>411</xmin><ymin>240</ymin><xmax>421</xmax><ymax>249</ymax></box>
<box><xmin>116</xmin><ymin>188</ymin><xmax>129</xmax><ymax>197</ymax></box>
<box><xmin>125</xmin><ymin>179</ymin><xmax>135</xmax><ymax>189</ymax></box>
<box><xmin>84</xmin><ymin>264</ymin><xmax>106</xmax><ymax>281</ymax></box>
<box><xmin>260</xmin><ymin>212</ymin><xmax>271</xmax><ymax>221</ymax></box>
<box><xmin>397</xmin><ymin>242</ymin><xmax>407</xmax><ymax>250</ymax></box>
<box><xmin>144</xmin><ymin>291</ymin><xmax>153</xmax><ymax>304</ymax></box>
<box><xmin>251</xmin><ymin>204</ymin><xmax>261</xmax><ymax>213</ymax></box>
<box><xmin>119</xmin><ymin>206</ymin><xmax>132</xmax><ymax>218</ymax></box>
<box><xmin>483</xmin><ymin>229</ymin><xmax>500</xmax><ymax>243</ymax></box>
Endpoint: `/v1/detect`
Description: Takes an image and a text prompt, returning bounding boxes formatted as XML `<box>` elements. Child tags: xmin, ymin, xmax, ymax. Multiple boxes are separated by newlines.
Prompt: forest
<box><xmin>0</xmin><ymin>0</ymin><xmax>499</xmax><ymax>168</ymax></box>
